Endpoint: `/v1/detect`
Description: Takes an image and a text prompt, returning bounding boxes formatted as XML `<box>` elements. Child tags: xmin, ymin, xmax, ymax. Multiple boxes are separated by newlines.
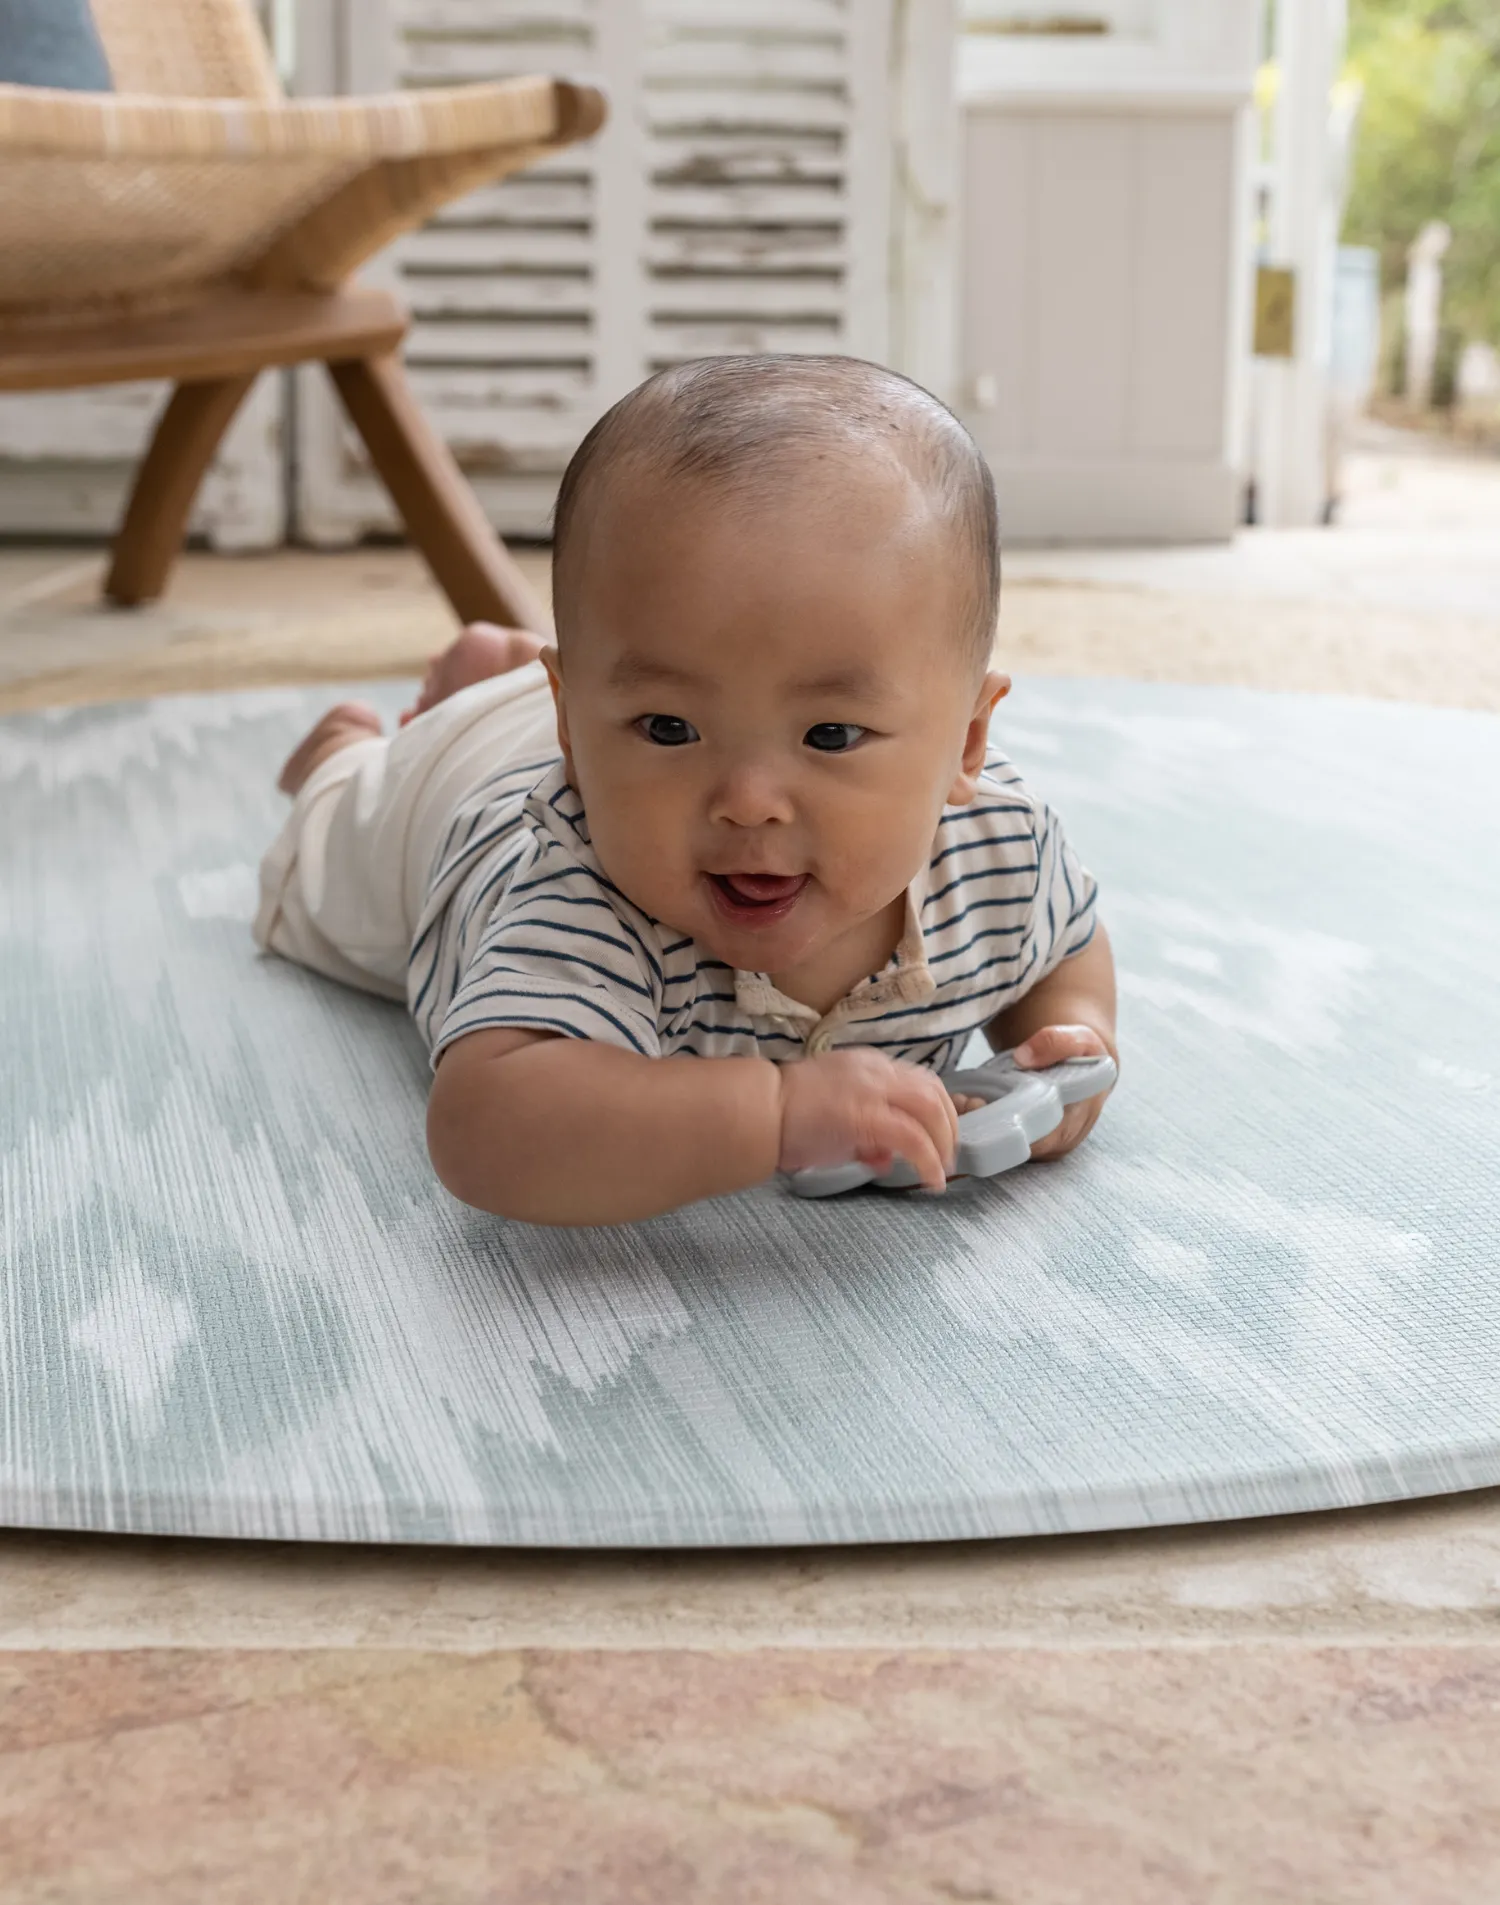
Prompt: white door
<box><xmin>295</xmin><ymin>0</ymin><xmax>957</xmax><ymax>544</ymax></box>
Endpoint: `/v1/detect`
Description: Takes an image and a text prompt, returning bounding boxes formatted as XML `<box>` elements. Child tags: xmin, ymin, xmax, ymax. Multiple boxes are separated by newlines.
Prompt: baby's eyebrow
<box><xmin>606</xmin><ymin>655</ymin><xmax>703</xmax><ymax>691</ymax></box>
<box><xmin>789</xmin><ymin>663</ymin><xmax>884</xmax><ymax>701</ymax></box>
<box><xmin>605</xmin><ymin>654</ymin><xmax>887</xmax><ymax>700</ymax></box>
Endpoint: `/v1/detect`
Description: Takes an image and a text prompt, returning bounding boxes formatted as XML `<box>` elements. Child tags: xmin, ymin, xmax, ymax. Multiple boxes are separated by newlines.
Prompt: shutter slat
<box><xmin>648</xmin><ymin>230</ymin><xmax>845</xmax><ymax>272</ymax></box>
<box><xmin>406</xmin><ymin>275</ymin><xmax>595</xmax><ymax>318</ymax></box>
<box><xmin>408</xmin><ymin>366</ymin><xmax>592</xmax><ymax>405</ymax></box>
<box><xmin>407</xmin><ymin>320</ymin><xmax>595</xmax><ymax>364</ymax></box>
<box><xmin>649</xmin><ymin>130</ymin><xmax>843</xmax><ymax>184</ymax></box>
<box><xmin>404</xmin><ymin>227</ymin><xmax>595</xmax><ymax>270</ymax></box>
<box><xmin>426</xmin><ymin>411</ymin><xmax>585</xmax><ymax>469</ymax></box>
<box><xmin>392</xmin><ymin>0</ymin><xmax>594</xmax><ymax>27</ymax></box>
<box><xmin>654</xmin><ymin>0</ymin><xmax>848</xmax><ymax>27</ymax></box>
<box><xmin>648</xmin><ymin>277</ymin><xmax>844</xmax><ymax>318</ymax></box>
<box><xmin>399</xmin><ymin>38</ymin><xmax>597</xmax><ymax>82</ymax></box>
<box><xmin>647</xmin><ymin>183</ymin><xmax>844</xmax><ymax>223</ymax></box>
<box><xmin>650</xmin><ymin>318</ymin><xmax>843</xmax><ymax>360</ymax></box>
<box><xmin>647</xmin><ymin>88</ymin><xmax>850</xmax><ymax>132</ymax></box>
<box><xmin>645</xmin><ymin>38</ymin><xmax>847</xmax><ymax>90</ymax></box>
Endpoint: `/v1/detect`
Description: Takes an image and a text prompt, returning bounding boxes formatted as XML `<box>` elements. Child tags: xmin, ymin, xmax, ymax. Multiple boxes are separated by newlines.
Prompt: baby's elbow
<box><xmin>426</xmin><ymin>1069</ymin><xmax>517</xmax><ymax>1217</ymax></box>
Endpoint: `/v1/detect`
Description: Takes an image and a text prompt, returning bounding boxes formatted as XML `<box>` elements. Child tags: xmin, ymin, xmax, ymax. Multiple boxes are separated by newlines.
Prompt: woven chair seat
<box><xmin>0</xmin><ymin>76</ymin><xmax>582</xmax><ymax>318</ymax></box>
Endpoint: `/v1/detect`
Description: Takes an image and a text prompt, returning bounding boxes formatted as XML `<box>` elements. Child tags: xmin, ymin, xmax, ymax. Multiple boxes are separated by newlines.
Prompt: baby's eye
<box><xmin>637</xmin><ymin>713</ymin><xmax>700</xmax><ymax>747</ymax></box>
<box><xmin>804</xmin><ymin>722</ymin><xmax>866</xmax><ymax>754</ymax></box>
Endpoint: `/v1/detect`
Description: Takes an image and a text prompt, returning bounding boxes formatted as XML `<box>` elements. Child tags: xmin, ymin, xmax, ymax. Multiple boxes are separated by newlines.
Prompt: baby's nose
<box><xmin>709</xmin><ymin>761</ymin><xmax>795</xmax><ymax>828</ymax></box>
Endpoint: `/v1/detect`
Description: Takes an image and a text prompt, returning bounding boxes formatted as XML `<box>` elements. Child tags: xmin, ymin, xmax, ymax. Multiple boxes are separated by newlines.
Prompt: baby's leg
<box><xmin>277</xmin><ymin>701</ymin><xmax>383</xmax><ymax>797</ymax></box>
<box><xmin>274</xmin><ymin>623</ymin><xmax>547</xmax><ymax>794</ymax></box>
<box><xmin>257</xmin><ymin>639</ymin><xmax>557</xmax><ymax>1000</ymax></box>
<box><xmin>400</xmin><ymin>622</ymin><xmax>549</xmax><ymax>726</ymax></box>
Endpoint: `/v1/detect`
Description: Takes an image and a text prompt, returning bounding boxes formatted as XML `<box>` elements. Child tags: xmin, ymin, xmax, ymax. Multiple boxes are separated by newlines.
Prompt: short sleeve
<box><xmin>430</xmin><ymin>843</ymin><xmax>663</xmax><ymax>1066</ymax></box>
<box><xmin>1021</xmin><ymin>797</ymin><xmax>1099</xmax><ymax>986</ymax></box>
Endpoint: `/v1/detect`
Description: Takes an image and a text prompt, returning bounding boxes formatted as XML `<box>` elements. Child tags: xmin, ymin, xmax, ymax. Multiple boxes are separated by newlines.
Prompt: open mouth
<box><xmin>706</xmin><ymin>871</ymin><xmax>810</xmax><ymax>927</ymax></box>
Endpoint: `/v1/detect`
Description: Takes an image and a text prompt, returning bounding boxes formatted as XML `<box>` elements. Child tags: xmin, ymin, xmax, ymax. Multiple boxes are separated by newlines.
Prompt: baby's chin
<box><xmin>604</xmin><ymin>856</ymin><xmax>888</xmax><ymax>982</ymax></box>
<box><xmin>630</xmin><ymin>876</ymin><xmax>828</xmax><ymax>973</ymax></box>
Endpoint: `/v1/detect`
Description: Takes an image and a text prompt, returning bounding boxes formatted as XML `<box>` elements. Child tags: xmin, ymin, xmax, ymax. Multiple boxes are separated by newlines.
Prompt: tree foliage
<box><xmin>1343</xmin><ymin>0</ymin><xmax>1500</xmax><ymax>342</ymax></box>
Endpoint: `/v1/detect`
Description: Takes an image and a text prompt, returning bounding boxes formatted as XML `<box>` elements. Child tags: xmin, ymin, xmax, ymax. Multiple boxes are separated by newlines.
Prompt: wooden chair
<box><xmin>0</xmin><ymin>0</ymin><xmax>607</xmax><ymax>633</ymax></box>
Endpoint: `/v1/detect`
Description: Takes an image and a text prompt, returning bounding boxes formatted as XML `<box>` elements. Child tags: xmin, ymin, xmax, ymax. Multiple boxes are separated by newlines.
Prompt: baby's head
<box><xmin>545</xmin><ymin>354</ymin><xmax>1009</xmax><ymax>994</ymax></box>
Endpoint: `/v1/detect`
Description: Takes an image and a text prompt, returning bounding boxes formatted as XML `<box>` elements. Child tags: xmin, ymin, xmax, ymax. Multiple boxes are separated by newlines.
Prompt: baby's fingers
<box><xmin>858</xmin><ymin>1108</ymin><xmax>949</xmax><ymax>1192</ymax></box>
<box><xmin>1030</xmin><ymin>1097</ymin><xmax>1102</xmax><ymax>1161</ymax></box>
<box><xmin>891</xmin><ymin>1067</ymin><xmax>959</xmax><ymax>1167</ymax></box>
<box><xmin>1013</xmin><ymin>1023</ymin><xmax>1110</xmax><ymax>1071</ymax></box>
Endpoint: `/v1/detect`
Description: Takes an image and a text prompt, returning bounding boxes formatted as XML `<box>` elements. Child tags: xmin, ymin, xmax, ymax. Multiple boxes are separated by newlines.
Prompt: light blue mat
<box><xmin>3</xmin><ymin>678</ymin><xmax>1498</xmax><ymax>1546</ymax></box>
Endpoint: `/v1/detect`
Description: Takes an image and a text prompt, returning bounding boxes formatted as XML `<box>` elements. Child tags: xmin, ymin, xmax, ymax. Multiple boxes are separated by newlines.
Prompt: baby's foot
<box><xmin>277</xmin><ymin>701</ymin><xmax>382</xmax><ymax>797</ymax></box>
<box><xmin>400</xmin><ymin>623</ymin><xmax>549</xmax><ymax>726</ymax></box>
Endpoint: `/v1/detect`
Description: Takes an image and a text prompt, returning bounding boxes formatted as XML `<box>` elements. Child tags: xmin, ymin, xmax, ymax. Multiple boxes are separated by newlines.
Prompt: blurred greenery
<box><xmin>1342</xmin><ymin>0</ymin><xmax>1500</xmax><ymax>343</ymax></box>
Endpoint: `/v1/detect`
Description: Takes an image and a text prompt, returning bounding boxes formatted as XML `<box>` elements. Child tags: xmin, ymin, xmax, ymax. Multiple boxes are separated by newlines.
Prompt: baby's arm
<box><xmin>428</xmin><ymin>1029</ymin><xmax>961</xmax><ymax>1226</ymax></box>
<box><xmin>987</xmin><ymin>922</ymin><xmax>1118</xmax><ymax>1160</ymax></box>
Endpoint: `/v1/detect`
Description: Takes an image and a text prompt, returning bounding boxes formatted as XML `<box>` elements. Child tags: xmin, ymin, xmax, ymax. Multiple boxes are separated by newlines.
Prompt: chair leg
<box><xmin>105</xmin><ymin>375</ymin><xmax>257</xmax><ymax>606</ymax></box>
<box><xmin>328</xmin><ymin>352</ymin><xmax>551</xmax><ymax>635</ymax></box>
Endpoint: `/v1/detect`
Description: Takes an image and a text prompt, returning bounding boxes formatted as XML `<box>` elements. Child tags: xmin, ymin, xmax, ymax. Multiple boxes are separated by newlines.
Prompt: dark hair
<box><xmin>551</xmin><ymin>354</ymin><xmax>1000</xmax><ymax>672</ymax></box>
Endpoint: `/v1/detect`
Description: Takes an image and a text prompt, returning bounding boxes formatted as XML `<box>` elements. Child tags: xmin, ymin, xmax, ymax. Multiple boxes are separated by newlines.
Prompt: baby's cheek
<box><xmin>597</xmin><ymin>820</ymin><xmax>698</xmax><ymax>920</ymax></box>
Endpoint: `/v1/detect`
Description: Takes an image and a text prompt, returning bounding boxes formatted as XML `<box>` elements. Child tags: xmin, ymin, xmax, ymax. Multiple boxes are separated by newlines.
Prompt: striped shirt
<box><xmin>410</xmin><ymin>754</ymin><xmax>1098</xmax><ymax>1074</ymax></box>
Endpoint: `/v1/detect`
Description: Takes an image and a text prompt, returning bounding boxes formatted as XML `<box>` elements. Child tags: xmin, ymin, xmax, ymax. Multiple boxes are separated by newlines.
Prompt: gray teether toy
<box><xmin>786</xmin><ymin>1048</ymin><xmax>1118</xmax><ymax>1199</ymax></box>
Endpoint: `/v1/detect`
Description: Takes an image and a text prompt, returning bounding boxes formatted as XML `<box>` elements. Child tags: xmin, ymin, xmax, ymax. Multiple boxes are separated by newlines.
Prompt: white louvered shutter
<box><xmin>296</xmin><ymin>0</ymin><xmax>957</xmax><ymax>543</ymax></box>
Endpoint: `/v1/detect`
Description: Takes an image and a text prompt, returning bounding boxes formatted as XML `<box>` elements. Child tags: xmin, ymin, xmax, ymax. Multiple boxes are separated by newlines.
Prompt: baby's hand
<box><xmin>1012</xmin><ymin>1023</ymin><xmax>1115</xmax><ymax>1160</ymax></box>
<box><xmin>778</xmin><ymin>1049</ymin><xmax>959</xmax><ymax>1192</ymax></box>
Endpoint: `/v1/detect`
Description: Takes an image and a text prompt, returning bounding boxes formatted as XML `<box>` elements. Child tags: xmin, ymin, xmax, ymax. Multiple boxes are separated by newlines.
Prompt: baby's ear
<box><xmin>542</xmin><ymin>646</ymin><xmax>576</xmax><ymax>779</ymax></box>
<box><xmin>947</xmin><ymin>671</ymin><xmax>1011</xmax><ymax>805</ymax></box>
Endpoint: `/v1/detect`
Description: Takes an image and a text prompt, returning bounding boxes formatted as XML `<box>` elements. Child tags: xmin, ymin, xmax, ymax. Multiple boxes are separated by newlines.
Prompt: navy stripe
<box><xmin>471</xmin><ymin>753</ymin><xmax>556</xmax><ymax>798</ymax></box>
<box><xmin>448</xmin><ymin>988</ymin><xmax>651</xmax><ymax>1055</ymax></box>
<box><xmin>506</xmin><ymin>856</ymin><xmax>647</xmax><ymax>928</ymax></box>
<box><xmin>453</xmin><ymin>837</ymin><xmax>534</xmax><ymax>945</ymax></box>
<box><xmin>436</xmin><ymin>810</ymin><xmax>531</xmax><ymax>900</ymax></box>
<box><xmin>409</xmin><ymin>949</ymin><xmax>442</xmax><ymax>1025</ymax></box>
<box><xmin>934</xmin><ymin>942</ymin><xmax>1025</xmax><ymax>984</ymax></box>
<box><xmin>924</xmin><ymin>862</ymin><xmax>1040</xmax><ymax>909</ymax></box>
<box><xmin>480</xmin><ymin>926</ymin><xmax>655</xmax><ymax>1002</ymax></box>
<box><xmin>926</xmin><ymin>829</ymin><xmax>1033</xmax><ymax>872</ymax></box>
<box><xmin>545</xmin><ymin>782</ymin><xmax>589</xmax><ymax>840</ymax></box>
<box><xmin>671</xmin><ymin>1020</ymin><xmax>806</xmax><ymax>1048</ymax></box>
<box><xmin>925</xmin><ymin>888</ymin><xmax>1036</xmax><ymax>921</ymax></box>
<box><xmin>855</xmin><ymin>974</ymin><xmax>1016</xmax><ymax>1027</ymax></box>
<box><xmin>437</xmin><ymin>1011</ymin><xmax>637</xmax><ymax>1052</ymax></box>
<box><xmin>840</xmin><ymin>1032</ymin><xmax>966</xmax><ymax>1056</ymax></box>
<box><xmin>450</xmin><ymin>802</ymin><xmax>533</xmax><ymax>867</ymax></box>
<box><xmin>495</xmin><ymin>883</ymin><xmax>663</xmax><ymax>988</ymax></box>
<box><xmin>662</xmin><ymin>983</ymin><xmax>738</xmax><ymax>1006</ymax></box>
<box><xmin>926</xmin><ymin>922</ymin><xmax>1027</xmax><ymax>964</ymax></box>
<box><xmin>937</xmin><ymin>802</ymin><xmax>1031</xmax><ymax>826</ymax></box>
<box><xmin>1063</xmin><ymin>914</ymin><xmax>1099</xmax><ymax>955</ymax></box>
<box><xmin>1065</xmin><ymin>877</ymin><xmax>1098</xmax><ymax>926</ymax></box>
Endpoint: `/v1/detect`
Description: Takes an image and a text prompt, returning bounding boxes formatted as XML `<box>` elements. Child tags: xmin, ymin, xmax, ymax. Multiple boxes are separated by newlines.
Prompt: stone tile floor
<box><xmin>3</xmin><ymin>419</ymin><xmax>1499</xmax><ymax>1898</ymax></box>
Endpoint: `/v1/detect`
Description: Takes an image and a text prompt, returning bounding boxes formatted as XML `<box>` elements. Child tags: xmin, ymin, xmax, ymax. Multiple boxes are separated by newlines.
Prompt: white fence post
<box><xmin>1253</xmin><ymin>0</ymin><xmax>1348</xmax><ymax>528</ymax></box>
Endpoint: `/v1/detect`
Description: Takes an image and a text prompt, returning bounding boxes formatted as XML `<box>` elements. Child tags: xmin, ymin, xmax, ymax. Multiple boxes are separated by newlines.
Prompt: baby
<box><xmin>255</xmin><ymin>355</ymin><xmax>1117</xmax><ymax>1226</ymax></box>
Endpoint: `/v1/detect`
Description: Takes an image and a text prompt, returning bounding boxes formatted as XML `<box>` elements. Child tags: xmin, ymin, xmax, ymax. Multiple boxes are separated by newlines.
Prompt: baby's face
<box><xmin>548</xmin><ymin>460</ymin><xmax>1005</xmax><ymax>1004</ymax></box>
